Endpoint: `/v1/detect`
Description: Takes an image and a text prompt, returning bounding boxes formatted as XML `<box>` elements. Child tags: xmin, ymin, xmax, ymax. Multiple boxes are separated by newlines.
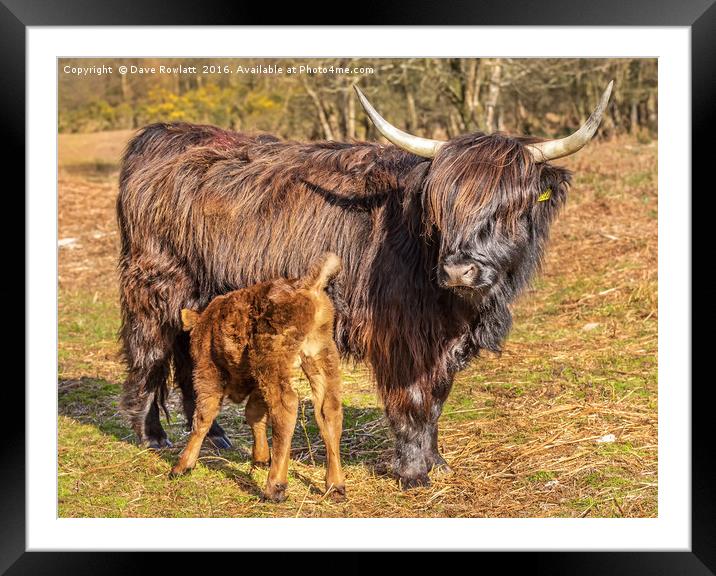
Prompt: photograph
<box><xmin>56</xmin><ymin>56</ymin><xmax>658</xmax><ymax>519</ymax></box>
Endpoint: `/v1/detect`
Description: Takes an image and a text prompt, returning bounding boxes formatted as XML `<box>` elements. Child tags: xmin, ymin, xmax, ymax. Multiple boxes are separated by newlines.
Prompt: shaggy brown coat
<box><xmin>117</xmin><ymin>122</ymin><xmax>570</xmax><ymax>488</ymax></box>
<box><xmin>170</xmin><ymin>253</ymin><xmax>345</xmax><ymax>502</ymax></box>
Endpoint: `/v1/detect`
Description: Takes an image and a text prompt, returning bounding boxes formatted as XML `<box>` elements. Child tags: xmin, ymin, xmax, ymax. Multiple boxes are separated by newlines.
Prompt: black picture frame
<box><xmin>6</xmin><ymin>0</ymin><xmax>713</xmax><ymax>573</ymax></box>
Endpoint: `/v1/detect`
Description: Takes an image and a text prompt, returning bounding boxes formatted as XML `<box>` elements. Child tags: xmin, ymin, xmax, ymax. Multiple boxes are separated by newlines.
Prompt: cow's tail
<box><xmin>303</xmin><ymin>252</ymin><xmax>342</xmax><ymax>292</ymax></box>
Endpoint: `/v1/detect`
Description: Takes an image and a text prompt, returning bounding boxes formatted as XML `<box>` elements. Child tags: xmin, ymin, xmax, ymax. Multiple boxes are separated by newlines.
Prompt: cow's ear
<box><xmin>538</xmin><ymin>165</ymin><xmax>572</xmax><ymax>202</ymax></box>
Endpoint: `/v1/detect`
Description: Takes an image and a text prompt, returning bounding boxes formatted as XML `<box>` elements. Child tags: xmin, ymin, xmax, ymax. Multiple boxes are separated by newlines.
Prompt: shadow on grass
<box><xmin>61</xmin><ymin>162</ymin><xmax>118</xmax><ymax>179</ymax></box>
<box><xmin>58</xmin><ymin>376</ymin><xmax>390</xmax><ymax>499</ymax></box>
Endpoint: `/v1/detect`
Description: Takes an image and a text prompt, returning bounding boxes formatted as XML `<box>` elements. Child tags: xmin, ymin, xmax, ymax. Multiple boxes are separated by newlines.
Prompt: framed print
<box><xmin>6</xmin><ymin>0</ymin><xmax>714</xmax><ymax>572</ymax></box>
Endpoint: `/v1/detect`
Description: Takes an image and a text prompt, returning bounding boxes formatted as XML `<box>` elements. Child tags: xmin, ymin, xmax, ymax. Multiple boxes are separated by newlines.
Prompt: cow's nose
<box><xmin>443</xmin><ymin>262</ymin><xmax>478</xmax><ymax>286</ymax></box>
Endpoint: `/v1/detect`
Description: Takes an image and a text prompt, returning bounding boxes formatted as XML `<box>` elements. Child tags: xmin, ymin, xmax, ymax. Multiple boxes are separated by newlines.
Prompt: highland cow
<box><xmin>118</xmin><ymin>82</ymin><xmax>613</xmax><ymax>488</ymax></box>
<box><xmin>170</xmin><ymin>252</ymin><xmax>345</xmax><ymax>503</ymax></box>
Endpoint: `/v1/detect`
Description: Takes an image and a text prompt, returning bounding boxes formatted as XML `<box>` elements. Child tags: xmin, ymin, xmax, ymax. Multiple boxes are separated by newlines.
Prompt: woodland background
<box><xmin>59</xmin><ymin>58</ymin><xmax>657</xmax><ymax>141</ymax></box>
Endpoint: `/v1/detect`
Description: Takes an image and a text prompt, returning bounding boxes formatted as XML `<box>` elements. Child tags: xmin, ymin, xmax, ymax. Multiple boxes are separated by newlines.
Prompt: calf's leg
<box><xmin>170</xmin><ymin>366</ymin><xmax>223</xmax><ymax>477</ymax></box>
<box><xmin>263</xmin><ymin>387</ymin><xmax>298</xmax><ymax>502</ymax></box>
<box><xmin>173</xmin><ymin>332</ymin><xmax>232</xmax><ymax>449</ymax></box>
<box><xmin>254</xmin><ymin>361</ymin><xmax>298</xmax><ymax>503</ymax></box>
<box><xmin>301</xmin><ymin>347</ymin><xmax>346</xmax><ymax>500</ymax></box>
<box><xmin>245</xmin><ymin>390</ymin><xmax>270</xmax><ymax>467</ymax></box>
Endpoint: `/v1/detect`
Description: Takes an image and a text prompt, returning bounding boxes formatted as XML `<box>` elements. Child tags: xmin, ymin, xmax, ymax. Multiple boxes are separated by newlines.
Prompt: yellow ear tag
<box><xmin>538</xmin><ymin>188</ymin><xmax>552</xmax><ymax>202</ymax></box>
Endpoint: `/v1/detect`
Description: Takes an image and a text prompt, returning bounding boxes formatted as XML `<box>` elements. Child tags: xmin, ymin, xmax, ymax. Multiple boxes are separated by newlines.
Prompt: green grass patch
<box><xmin>59</xmin><ymin>378</ymin><xmax>119</xmax><ymax>408</ymax></box>
<box><xmin>528</xmin><ymin>470</ymin><xmax>556</xmax><ymax>483</ymax></box>
<box><xmin>624</xmin><ymin>171</ymin><xmax>655</xmax><ymax>189</ymax></box>
<box><xmin>597</xmin><ymin>441</ymin><xmax>647</xmax><ymax>458</ymax></box>
<box><xmin>568</xmin><ymin>496</ymin><xmax>600</xmax><ymax>514</ymax></box>
<box><xmin>584</xmin><ymin>466</ymin><xmax>632</xmax><ymax>489</ymax></box>
<box><xmin>58</xmin><ymin>290</ymin><xmax>119</xmax><ymax>346</ymax></box>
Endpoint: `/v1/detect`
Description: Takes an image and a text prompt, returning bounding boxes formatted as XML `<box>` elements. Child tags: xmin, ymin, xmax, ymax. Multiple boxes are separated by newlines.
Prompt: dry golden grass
<box><xmin>58</xmin><ymin>131</ymin><xmax>657</xmax><ymax>518</ymax></box>
<box><xmin>58</xmin><ymin>129</ymin><xmax>134</xmax><ymax>175</ymax></box>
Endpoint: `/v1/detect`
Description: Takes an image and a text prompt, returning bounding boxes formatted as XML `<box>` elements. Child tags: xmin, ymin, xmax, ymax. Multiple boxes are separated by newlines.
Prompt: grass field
<box><xmin>58</xmin><ymin>130</ymin><xmax>657</xmax><ymax>518</ymax></box>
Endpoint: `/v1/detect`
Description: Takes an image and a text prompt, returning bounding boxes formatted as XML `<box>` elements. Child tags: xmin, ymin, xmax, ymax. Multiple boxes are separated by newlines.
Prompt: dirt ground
<box><xmin>57</xmin><ymin>130</ymin><xmax>657</xmax><ymax>518</ymax></box>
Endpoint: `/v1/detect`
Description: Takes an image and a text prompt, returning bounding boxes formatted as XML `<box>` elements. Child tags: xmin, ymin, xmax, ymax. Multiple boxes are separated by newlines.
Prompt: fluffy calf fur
<box><xmin>170</xmin><ymin>253</ymin><xmax>345</xmax><ymax>502</ymax></box>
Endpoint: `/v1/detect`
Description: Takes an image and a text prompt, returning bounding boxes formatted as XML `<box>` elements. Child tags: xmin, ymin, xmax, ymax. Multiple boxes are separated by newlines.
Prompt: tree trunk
<box><xmin>406</xmin><ymin>91</ymin><xmax>418</xmax><ymax>134</ymax></box>
<box><xmin>302</xmin><ymin>79</ymin><xmax>335</xmax><ymax>140</ymax></box>
<box><xmin>120</xmin><ymin>71</ymin><xmax>131</xmax><ymax>102</ymax></box>
<box><xmin>345</xmin><ymin>87</ymin><xmax>356</xmax><ymax>140</ymax></box>
<box><xmin>462</xmin><ymin>58</ymin><xmax>479</xmax><ymax>130</ymax></box>
<box><xmin>448</xmin><ymin>111</ymin><xmax>462</xmax><ymax>138</ymax></box>
<box><xmin>647</xmin><ymin>91</ymin><xmax>658</xmax><ymax>133</ymax></box>
<box><xmin>485</xmin><ymin>60</ymin><xmax>502</xmax><ymax>133</ymax></box>
<box><xmin>328</xmin><ymin>107</ymin><xmax>342</xmax><ymax>141</ymax></box>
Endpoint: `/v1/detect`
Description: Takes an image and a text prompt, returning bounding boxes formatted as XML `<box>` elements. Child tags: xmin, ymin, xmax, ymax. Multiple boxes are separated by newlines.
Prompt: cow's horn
<box><xmin>526</xmin><ymin>81</ymin><xmax>614</xmax><ymax>162</ymax></box>
<box><xmin>354</xmin><ymin>86</ymin><xmax>446</xmax><ymax>158</ymax></box>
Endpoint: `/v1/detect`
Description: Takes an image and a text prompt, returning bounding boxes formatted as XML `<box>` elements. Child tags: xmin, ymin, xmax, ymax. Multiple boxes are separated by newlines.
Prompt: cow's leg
<box><xmin>385</xmin><ymin>407</ymin><xmax>432</xmax><ymax>489</ymax></box>
<box><xmin>173</xmin><ymin>332</ymin><xmax>232</xmax><ymax>449</ymax></box>
<box><xmin>422</xmin><ymin>377</ymin><xmax>454</xmax><ymax>473</ymax></box>
<box><xmin>119</xmin><ymin>254</ymin><xmax>196</xmax><ymax>448</ymax></box>
<box><xmin>422</xmin><ymin>399</ymin><xmax>452</xmax><ymax>474</ymax></box>
<box><xmin>300</xmin><ymin>347</ymin><xmax>346</xmax><ymax>500</ymax></box>
<box><xmin>245</xmin><ymin>390</ymin><xmax>271</xmax><ymax>467</ymax></box>
<box><xmin>120</xmin><ymin>323</ymin><xmax>173</xmax><ymax>448</ymax></box>
<box><xmin>144</xmin><ymin>396</ymin><xmax>170</xmax><ymax>448</ymax></box>
<box><xmin>383</xmin><ymin>376</ymin><xmax>455</xmax><ymax>489</ymax></box>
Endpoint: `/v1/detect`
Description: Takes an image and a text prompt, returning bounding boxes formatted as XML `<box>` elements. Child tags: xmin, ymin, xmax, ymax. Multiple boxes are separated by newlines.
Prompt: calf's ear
<box><xmin>181</xmin><ymin>309</ymin><xmax>200</xmax><ymax>331</ymax></box>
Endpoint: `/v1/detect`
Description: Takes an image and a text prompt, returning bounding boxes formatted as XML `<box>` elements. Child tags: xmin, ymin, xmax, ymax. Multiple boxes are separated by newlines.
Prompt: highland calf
<box><xmin>169</xmin><ymin>253</ymin><xmax>345</xmax><ymax>502</ymax></box>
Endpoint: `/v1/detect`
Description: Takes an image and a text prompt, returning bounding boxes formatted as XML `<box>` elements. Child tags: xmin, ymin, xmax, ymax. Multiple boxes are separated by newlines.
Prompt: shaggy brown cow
<box><xmin>169</xmin><ymin>253</ymin><xmax>345</xmax><ymax>502</ymax></box>
<box><xmin>118</xmin><ymin>82</ymin><xmax>613</xmax><ymax>489</ymax></box>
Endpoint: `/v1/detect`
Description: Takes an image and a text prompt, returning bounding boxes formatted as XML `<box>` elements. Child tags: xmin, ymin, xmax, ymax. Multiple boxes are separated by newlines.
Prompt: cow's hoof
<box><xmin>147</xmin><ymin>437</ymin><xmax>173</xmax><ymax>449</ymax></box>
<box><xmin>207</xmin><ymin>433</ymin><xmax>232</xmax><ymax>450</ymax></box>
<box><xmin>262</xmin><ymin>482</ymin><xmax>288</xmax><ymax>503</ymax></box>
<box><xmin>252</xmin><ymin>459</ymin><xmax>271</xmax><ymax>469</ymax></box>
<box><xmin>399</xmin><ymin>474</ymin><xmax>431</xmax><ymax>490</ymax></box>
<box><xmin>373</xmin><ymin>459</ymin><xmax>396</xmax><ymax>477</ymax></box>
<box><xmin>326</xmin><ymin>485</ymin><xmax>347</xmax><ymax>502</ymax></box>
<box><xmin>432</xmin><ymin>462</ymin><xmax>453</xmax><ymax>475</ymax></box>
<box><xmin>430</xmin><ymin>459</ymin><xmax>453</xmax><ymax>475</ymax></box>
